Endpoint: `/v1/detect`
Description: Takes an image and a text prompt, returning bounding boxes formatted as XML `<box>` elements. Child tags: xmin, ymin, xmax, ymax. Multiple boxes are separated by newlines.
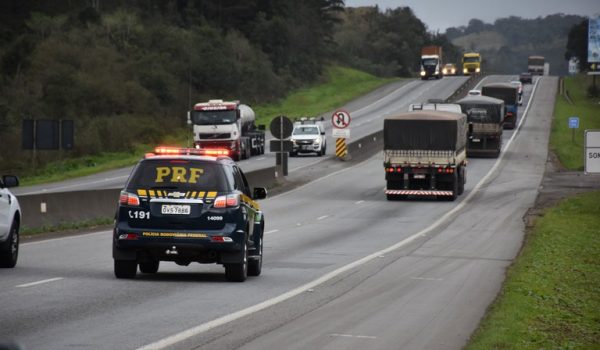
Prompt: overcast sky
<box><xmin>344</xmin><ymin>0</ymin><xmax>600</xmax><ymax>32</ymax></box>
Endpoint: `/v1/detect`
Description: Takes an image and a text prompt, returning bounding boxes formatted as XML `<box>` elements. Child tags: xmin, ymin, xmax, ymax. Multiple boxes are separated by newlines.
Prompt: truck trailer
<box><xmin>457</xmin><ymin>95</ymin><xmax>505</xmax><ymax>157</ymax></box>
<box><xmin>481</xmin><ymin>83</ymin><xmax>519</xmax><ymax>129</ymax></box>
<box><xmin>189</xmin><ymin>100</ymin><xmax>265</xmax><ymax>161</ymax></box>
<box><xmin>384</xmin><ymin>111</ymin><xmax>467</xmax><ymax>201</ymax></box>
<box><xmin>420</xmin><ymin>46</ymin><xmax>443</xmax><ymax>80</ymax></box>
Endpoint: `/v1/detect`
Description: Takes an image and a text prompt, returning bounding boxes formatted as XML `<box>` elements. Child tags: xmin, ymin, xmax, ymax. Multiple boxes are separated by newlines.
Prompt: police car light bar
<box><xmin>151</xmin><ymin>147</ymin><xmax>230</xmax><ymax>157</ymax></box>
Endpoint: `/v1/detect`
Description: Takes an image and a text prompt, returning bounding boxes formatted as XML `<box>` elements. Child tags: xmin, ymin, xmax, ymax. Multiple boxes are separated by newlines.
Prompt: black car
<box><xmin>519</xmin><ymin>72</ymin><xmax>532</xmax><ymax>84</ymax></box>
<box><xmin>113</xmin><ymin>147</ymin><xmax>267</xmax><ymax>282</ymax></box>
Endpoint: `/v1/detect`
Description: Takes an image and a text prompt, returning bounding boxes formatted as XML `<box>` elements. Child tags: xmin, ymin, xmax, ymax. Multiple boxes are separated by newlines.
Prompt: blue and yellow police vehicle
<box><xmin>113</xmin><ymin>147</ymin><xmax>267</xmax><ymax>282</ymax></box>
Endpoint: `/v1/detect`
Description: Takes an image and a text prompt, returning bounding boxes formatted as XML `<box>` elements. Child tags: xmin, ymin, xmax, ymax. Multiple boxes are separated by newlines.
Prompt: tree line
<box><xmin>0</xmin><ymin>1</ymin><xmax>455</xmax><ymax>173</ymax></box>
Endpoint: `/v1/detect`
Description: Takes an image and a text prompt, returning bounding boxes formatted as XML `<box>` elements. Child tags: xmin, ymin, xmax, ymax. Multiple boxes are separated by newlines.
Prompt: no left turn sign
<box><xmin>332</xmin><ymin>109</ymin><xmax>351</xmax><ymax>129</ymax></box>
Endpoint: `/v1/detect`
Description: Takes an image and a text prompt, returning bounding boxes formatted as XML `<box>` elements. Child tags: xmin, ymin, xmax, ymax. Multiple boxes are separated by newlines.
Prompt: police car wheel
<box><xmin>139</xmin><ymin>261</ymin><xmax>160</xmax><ymax>274</ymax></box>
<box><xmin>0</xmin><ymin>219</ymin><xmax>19</xmax><ymax>268</ymax></box>
<box><xmin>248</xmin><ymin>237</ymin><xmax>262</xmax><ymax>277</ymax></box>
<box><xmin>114</xmin><ymin>260</ymin><xmax>137</xmax><ymax>279</ymax></box>
<box><xmin>225</xmin><ymin>241</ymin><xmax>248</xmax><ymax>282</ymax></box>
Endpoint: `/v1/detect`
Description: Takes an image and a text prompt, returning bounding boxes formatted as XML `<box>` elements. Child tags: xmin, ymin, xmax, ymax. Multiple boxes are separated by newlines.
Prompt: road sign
<box><xmin>269</xmin><ymin>139</ymin><xmax>293</xmax><ymax>152</ymax></box>
<box><xmin>335</xmin><ymin>138</ymin><xmax>347</xmax><ymax>158</ymax></box>
<box><xmin>270</xmin><ymin>116</ymin><xmax>293</xmax><ymax>139</ymax></box>
<box><xmin>332</xmin><ymin>128</ymin><xmax>350</xmax><ymax>139</ymax></box>
<box><xmin>585</xmin><ymin>130</ymin><xmax>600</xmax><ymax>174</ymax></box>
<box><xmin>568</xmin><ymin>116</ymin><xmax>579</xmax><ymax>129</ymax></box>
<box><xmin>332</xmin><ymin>109</ymin><xmax>351</xmax><ymax>129</ymax></box>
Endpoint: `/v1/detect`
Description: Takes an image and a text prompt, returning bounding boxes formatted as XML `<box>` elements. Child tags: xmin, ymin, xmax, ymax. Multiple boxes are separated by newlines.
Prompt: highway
<box><xmin>0</xmin><ymin>75</ymin><xmax>555</xmax><ymax>350</ymax></box>
<box><xmin>13</xmin><ymin>77</ymin><xmax>468</xmax><ymax>196</ymax></box>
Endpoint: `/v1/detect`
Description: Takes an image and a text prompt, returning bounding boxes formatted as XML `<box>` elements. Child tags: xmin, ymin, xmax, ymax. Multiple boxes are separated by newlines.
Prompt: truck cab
<box><xmin>462</xmin><ymin>52</ymin><xmax>481</xmax><ymax>75</ymax></box>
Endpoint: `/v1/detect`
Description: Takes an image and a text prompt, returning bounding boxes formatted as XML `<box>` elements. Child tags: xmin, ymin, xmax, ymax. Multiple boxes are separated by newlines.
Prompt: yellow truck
<box><xmin>462</xmin><ymin>52</ymin><xmax>481</xmax><ymax>75</ymax></box>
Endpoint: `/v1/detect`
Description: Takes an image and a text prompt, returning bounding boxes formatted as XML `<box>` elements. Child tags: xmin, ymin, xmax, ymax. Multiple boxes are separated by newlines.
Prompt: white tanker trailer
<box><xmin>188</xmin><ymin>99</ymin><xmax>265</xmax><ymax>161</ymax></box>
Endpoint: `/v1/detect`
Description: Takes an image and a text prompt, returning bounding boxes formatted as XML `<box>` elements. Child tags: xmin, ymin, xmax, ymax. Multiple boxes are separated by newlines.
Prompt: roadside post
<box><xmin>568</xmin><ymin>116</ymin><xmax>579</xmax><ymax>143</ymax></box>
<box><xmin>331</xmin><ymin>109</ymin><xmax>351</xmax><ymax>160</ymax></box>
<box><xmin>269</xmin><ymin>115</ymin><xmax>293</xmax><ymax>177</ymax></box>
<box><xmin>585</xmin><ymin>130</ymin><xmax>600</xmax><ymax>174</ymax></box>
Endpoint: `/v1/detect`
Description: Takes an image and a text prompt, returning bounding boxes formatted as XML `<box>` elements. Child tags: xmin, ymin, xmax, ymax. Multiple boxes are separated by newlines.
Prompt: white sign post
<box><xmin>585</xmin><ymin>130</ymin><xmax>600</xmax><ymax>174</ymax></box>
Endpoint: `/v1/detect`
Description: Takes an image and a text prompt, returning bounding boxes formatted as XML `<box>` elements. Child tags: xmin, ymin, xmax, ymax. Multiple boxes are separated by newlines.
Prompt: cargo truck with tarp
<box><xmin>481</xmin><ymin>83</ymin><xmax>519</xmax><ymax>129</ymax></box>
<box><xmin>383</xmin><ymin>111</ymin><xmax>467</xmax><ymax>201</ymax></box>
<box><xmin>457</xmin><ymin>95</ymin><xmax>505</xmax><ymax>157</ymax></box>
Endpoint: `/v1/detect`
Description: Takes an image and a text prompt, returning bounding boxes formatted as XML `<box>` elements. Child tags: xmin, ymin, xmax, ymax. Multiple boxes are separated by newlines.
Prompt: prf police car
<box><xmin>113</xmin><ymin>147</ymin><xmax>267</xmax><ymax>282</ymax></box>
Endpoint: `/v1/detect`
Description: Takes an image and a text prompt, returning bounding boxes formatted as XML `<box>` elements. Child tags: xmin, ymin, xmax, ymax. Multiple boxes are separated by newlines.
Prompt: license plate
<box><xmin>301</xmin><ymin>145</ymin><xmax>310</xmax><ymax>150</ymax></box>
<box><xmin>472</xmin><ymin>138</ymin><xmax>481</xmax><ymax>142</ymax></box>
<box><xmin>161</xmin><ymin>204</ymin><xmax>191</xmax><ymax>215</ymax></box>
<box><xmin>413</xmin><ymin>174</ymin><xmax>426</xmax><ymax>179</ymax></box>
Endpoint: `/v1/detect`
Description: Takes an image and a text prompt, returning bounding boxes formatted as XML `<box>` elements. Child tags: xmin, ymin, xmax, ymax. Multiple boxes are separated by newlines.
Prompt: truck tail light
<box><xmin>213</xmin><ymin>194</ymin><xmax>239</xmax><ymax>208</ymax></box>
<box><xmin>120</xmin><ymin>191</ymin><xmax>140</xmax><ymax>206</ymax></box>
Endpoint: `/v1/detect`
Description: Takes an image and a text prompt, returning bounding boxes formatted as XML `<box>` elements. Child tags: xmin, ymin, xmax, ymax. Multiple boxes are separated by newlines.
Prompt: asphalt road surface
<box><xmin>0</xmin><ymin>75</ymin><xmax>554</xmax><ymax>350</ymax></box>
<box><xmin>13</xmin><ymin>77</ymin><xmax>468</xmax><ymax>196</ymax></box>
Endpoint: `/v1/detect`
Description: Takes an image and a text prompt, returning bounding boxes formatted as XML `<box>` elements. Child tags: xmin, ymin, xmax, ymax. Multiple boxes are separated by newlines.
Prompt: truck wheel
<box><xmin>0</xmin><ymin>219</ymin><xmax>19</xmax><ymax>268</ymax></box>
<box><xmin>248</xmin><ymin>236</ymin><xmax>262</xmax><ymax>277</ymax></box>
<box><xmin>225</xmin><ymin>241</ymin><xmax>248</xmax><ymax>282</ymax></box>
<box><xmin>114</xmin><ymin>260</ymin><xmax>137</xmax><ymax>279</ymax></box>
<box><xmin>139</xmin><ymin>261</ymin><xmax>160</xmax><ymax>274</ymax></box>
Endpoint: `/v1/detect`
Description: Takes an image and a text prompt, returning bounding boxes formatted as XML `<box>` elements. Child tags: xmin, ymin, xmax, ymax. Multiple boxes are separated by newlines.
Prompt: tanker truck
<box><xmin>188</xmin><ymin>99</ymin><xmax>265</xmax><ymax>161</ymax></box>
<box><xmin>384</xmin><ymin>110</ymin><xmax>467</xmax><ymax>201</ymax></box>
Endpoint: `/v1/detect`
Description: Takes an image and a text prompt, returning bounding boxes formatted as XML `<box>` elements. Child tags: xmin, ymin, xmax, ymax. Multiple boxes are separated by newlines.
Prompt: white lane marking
<box><xmin>355</xmin><ymin>200</ymin><xmax>364</xmax><ymax>204</ymax></box>
<box><xmin>22</xmin><ymin>230</ymin><xmax>109</xmax><ymax>246</ymax></box>
<box><xmin>410</xmin><ymin>277</ymin><xmax>443</xmax><ymax>281</ymax></box>
<box><xmin>265</xmin><ymin>229</ymin><xmax>279</xmax><ymax>235</ymax></box>
<box><xmin>256</xmin><ymin>157</ymin><xmax>266</xmax><ymax>161</ymax></box>
<box><xmin>16</xmin><ymin>277</ymin><xmax>64</xmax><ymax>288</ymax></box>
<box><xmin>289</xmin><ymin>158</ymin><xmax>330</xmax><ymax>172</ymax></box>
<box><xmin>317</xmin><ymin>215</ymin><xmax>329</xmax><ymax>220</ymax></box>
<box><xmin>136</xmin><ymin>79</ymin><xmax>542</xmax><ymax>350</ymax></box>
<box><xmin>17</xmin><ymin>175</ymin><xmax>129</xmax><ymax>195</ymax></box>
<box><xmin>330</xmin><ymin>333</ymin><xmax>377</xmax><ymax>340</ymax></box>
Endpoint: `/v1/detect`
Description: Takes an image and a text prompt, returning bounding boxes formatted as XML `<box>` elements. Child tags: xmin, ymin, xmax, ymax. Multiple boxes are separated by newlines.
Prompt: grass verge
<box><xmin>22</xmin><ymin>217</ymin><xmax>113</xmax><ymax>236</ymax></box>
<box><xmin>467</xmin><ymin>190</ymin><xmax>600</xmax><ymax>349</ymax></box>
<box><xmin>551</xmin><ymin>74</ymin><xmax>600</xmax><ymax>170</ymax></box>
<box><xmin>253</xmin><ymin>65</ymin><xmax>400</xmax><ymax>125</ymax></box>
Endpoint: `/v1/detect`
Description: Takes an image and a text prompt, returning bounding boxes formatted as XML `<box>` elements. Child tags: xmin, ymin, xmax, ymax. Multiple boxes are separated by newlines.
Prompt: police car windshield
<box><xmin>127</xmin><ymin>160</ymin><xmax>231</xmax><ymax>192</ymax></box>
<box><xmin>293</xmin><ymin>126</ymin><xmax>319</xmax><ymax>135</ymax></box>
<box><xmin>191</xmin><ymin>110</ymin><xmax>237</xmax><ymax>125</ymax></box>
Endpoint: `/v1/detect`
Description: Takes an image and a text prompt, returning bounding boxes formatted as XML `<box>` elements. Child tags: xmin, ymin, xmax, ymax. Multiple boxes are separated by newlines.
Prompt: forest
<box><xmin>0</xmin><ymin>0</ymin><xmax>459</xmax><ymax>173</ymax></box>
<box><xmin>0</xmin><ymin>1</ymin><xmax>585</xmax><ymax>174</ymax></box>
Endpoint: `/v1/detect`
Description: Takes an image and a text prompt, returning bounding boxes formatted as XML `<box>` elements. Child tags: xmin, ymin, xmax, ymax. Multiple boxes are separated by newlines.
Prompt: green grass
<box><xmin>20</xmin><ymin>134</ymin><xmax>189</xmax><ymax>186</ymax></box>
<box><xmin>22</xmin><ymin>216</ymin><xmax>113</xmax><ymax>236</ymax></box>
<box><xmin>551</xmin><ymin>75</ymin><xmax>600</xmax><ymax>170</ymax></box>
<box><xmin>467</xmin><ymin>191</ymin><xmax>600</xmax><ymax>349</ymax></box>
<box><xmin>253</xmin><ymin>65</ymin><xmax>400</xmax><ymax>126</ymax></box>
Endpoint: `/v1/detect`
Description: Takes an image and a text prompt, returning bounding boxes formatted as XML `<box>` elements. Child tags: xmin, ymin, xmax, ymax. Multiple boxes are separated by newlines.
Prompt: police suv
<box><xmin>113</xmin><ymin>147</ymin><xmax>267</xmax><ymax>282</ymax></box>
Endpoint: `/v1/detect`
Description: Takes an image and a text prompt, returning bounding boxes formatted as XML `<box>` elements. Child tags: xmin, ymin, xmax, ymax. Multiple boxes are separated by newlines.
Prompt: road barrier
<box><xmin>17</xmin><ymin>166</ymin><xmax>277</xmax><ymax>230</ymax></box>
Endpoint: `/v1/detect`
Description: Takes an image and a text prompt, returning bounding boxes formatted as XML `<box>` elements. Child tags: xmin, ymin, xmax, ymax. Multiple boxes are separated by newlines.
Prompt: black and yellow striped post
<box><xmin>335</xmin><ymin>138</ymin><xmax>347</xmax><ymax>159</ymax></box>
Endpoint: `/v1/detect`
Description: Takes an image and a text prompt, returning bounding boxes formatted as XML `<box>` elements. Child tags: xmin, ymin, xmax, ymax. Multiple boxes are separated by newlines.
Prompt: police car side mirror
<box><xmin>253</xmin><ymin>187</ymin><xmax>267</xmax><ymax>200</ymax></box>
<box><xmin>1</xmin><ymin>175</ymin><xmax>19</xmax><ymax>188</ymax></box>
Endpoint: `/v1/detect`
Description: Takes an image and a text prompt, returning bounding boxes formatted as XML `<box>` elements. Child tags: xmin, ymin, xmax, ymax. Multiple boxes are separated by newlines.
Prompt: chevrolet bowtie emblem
<box><xmin>168</xmin><ymin>192</ymin><xmax>187</xmax><ymax>198</ymax></box>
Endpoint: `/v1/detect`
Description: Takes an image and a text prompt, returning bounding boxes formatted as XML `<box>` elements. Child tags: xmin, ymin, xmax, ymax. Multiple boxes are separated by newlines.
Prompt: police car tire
<box><xmin>225</xmin><ymin>241</ymin><xmax>248</xmax><ymax>282</ymax></box>
<box><xmin>248</xmin><ymin>237</ymin><xmax>262</xmax><ymax>277</ymax></box>
<box><xmin>139</xmin><ymin>261</ymin><xmax>160</xmax><ymax>274</ymax></box>
<box><xmin>0</xmin><ymin>219</ymin><xmax>19</xmax><ymax>268</ymax></box>
<box><xmin>114</xmin><ymin>260</ymin><xmax>137</xmax><ymax>279</ymax></box>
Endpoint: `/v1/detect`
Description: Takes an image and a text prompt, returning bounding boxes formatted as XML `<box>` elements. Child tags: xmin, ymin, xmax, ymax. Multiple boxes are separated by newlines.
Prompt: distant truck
<box><xmin>462</xmin><ymin>52</ymin><xmax>481</xmax><ymax>75</ymax></box>
<box><xmin>420</xmin><ymin>46</ymin><xmax>443</xmax><ymax>80</ymax></box>
<box><xmin>481</xmin><ymin>83</ymin><xmax>519</xmax><ymax>129</ymax></box>
<box><xmin>383</xmin><ymin>111</ymin><xmax>467</xmax><ymax>201</ymax></box>
<box><xmin>457</xmin><ymin>95</ymin><xmax>505</xmax><ymax>157</ymax></box>
<box><xmin>189</xmin><ymin>99</ymin><xmax>265</xmax><ymax>161</ymax></box>
<box><xmin>527</xmin><ymin>55</ymin><xmax>545</xmax><ymax>75</ymax></box>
